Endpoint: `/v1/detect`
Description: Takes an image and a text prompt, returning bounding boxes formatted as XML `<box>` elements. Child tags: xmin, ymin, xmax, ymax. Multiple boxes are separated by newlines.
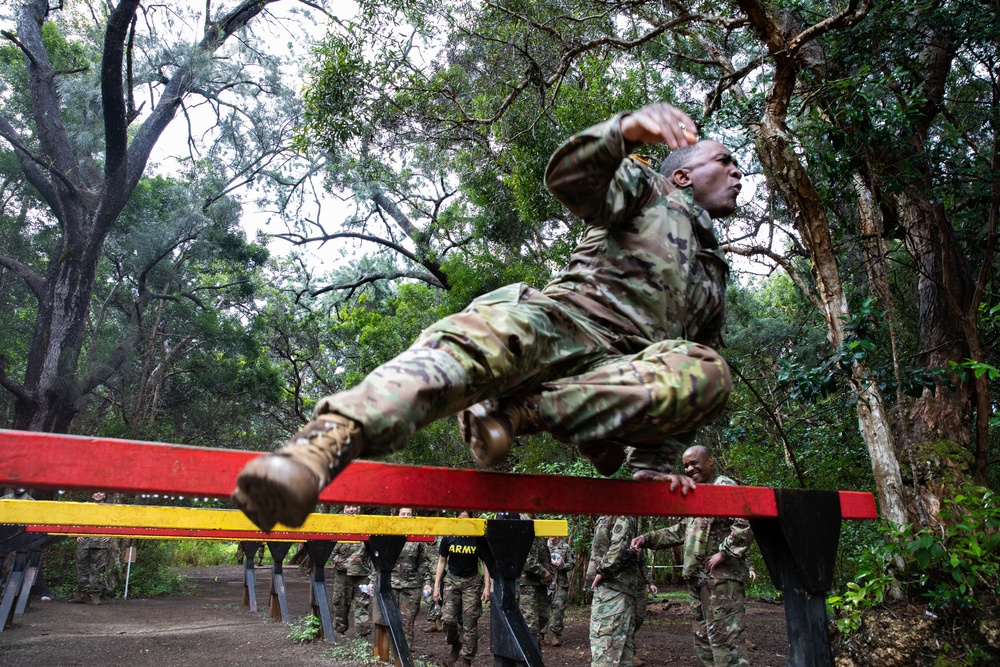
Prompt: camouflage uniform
<box><xmin>390</xmin><ymin>539</ymin><xmax>434</xmax><ymax>646</ymax></box>
<box><xmin>588</xmin><ymin>515</ymin><xmax>645</xmax><ymax>667</ymax></box>
<box><xmin>439</xmin><ymin>536</ymin><xmax>485</xmax><ymax>663</ymax></box>
<box><xmin>424</xmin><ymin>536</ymin><xmax>444</xmax><ymax>629</ymax></box>
<box><xmin>545</xmin><ymin>537</ymin><xmax>576</xmax><ymax>639</ymax></box>
<box><xmin>638</xmin><ymin>474</ymin><xmax>753</xmax><ymax>667</ymax></box>
<box><xmin>517</xmin><ymin>532</ymin><xmax>553</xmax><ymax>645</ymax></box>
<box><xmin>332</xmin><ymin>540</ymin><xmax>373</xmax><ymax>637</ymax></box>
<box><xmin>75</xmin><ymin>536</ymin><xmax>119</xmax><ymax>599</ymax></box>
<box><xmin>311</xmin><ymin>114</ymin><xmax>729</xmax><ymax>471</ymax></box>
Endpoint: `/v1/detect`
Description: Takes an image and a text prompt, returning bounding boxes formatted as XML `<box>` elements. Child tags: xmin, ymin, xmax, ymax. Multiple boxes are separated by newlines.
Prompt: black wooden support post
<box><xmin>367</xmin><ymin>535</ymin><xmax>412</xmax><ymax>667</ymax></box>
<box><xmin>305</xmin><ymin>540</ymin><xmax>337</xmax><ymax>642</ymax></box>
<box><xmin>1</xmin><ymin>551</ymin><xmax>26</xmax><ymax>631</ymax></box>
<box><xmin>480</xmin><ymin>518</ymin><xmax>544</xmax><ymax>667</ymax></box>
<box><xmin>1</xmin><ymin>532</ymin><xmax>63</xmax><ymax>631</ymax></box>
<box><xmin>751</xmin><ymin>489</ymin><xmax>842</xmax><ymax>667</ymax></box>
<box><xmin>266</xmin><ymin>541</ymin><xmax>293</xmax><ymax>622</ymax></box>
<box><xmin>239</xmin><ymin>541</ymin><xmax>262</xmax><ymax>612</ymax></box>
<box><xmin>13</xmin><ymin>549</ymin><xmax>42</xmax><ymax>615</ymax></box>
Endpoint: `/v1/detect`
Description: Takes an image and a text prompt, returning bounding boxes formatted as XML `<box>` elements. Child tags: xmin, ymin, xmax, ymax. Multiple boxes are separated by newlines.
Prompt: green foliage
<box><xmin>168</xmin><ymin>541</ymin><xmax>241</xmax><ymax>567</ymax></box>
<box><xmin>287</xmin><ymin>614</ymin><xmax>322</xmax><ymax>644</ymax></box>
<box><xmin>829</xmin><ymin>486</ymin><xmax>1000</xmax><ymax>634</ymax></box>
<box><xmin>323</xmin><ymin>635</ymin><xmax>381</xmax><ymax>663</ymax></box>
<box><xmin>42</xmin><ymin>539</ymin><xmax>184</xmax><ymax>600</ymax></box>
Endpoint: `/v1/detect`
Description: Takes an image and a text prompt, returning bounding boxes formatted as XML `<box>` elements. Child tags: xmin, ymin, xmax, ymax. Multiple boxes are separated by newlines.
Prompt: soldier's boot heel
<box><xmin>458</xmin><ymin>395</ymin><xmax>542</xmax><ymax>468</ymax></box>
<box><xmin>231</xmin><ymin>413</ymin><xmax>365</xmax><ymax>532</ymax></box>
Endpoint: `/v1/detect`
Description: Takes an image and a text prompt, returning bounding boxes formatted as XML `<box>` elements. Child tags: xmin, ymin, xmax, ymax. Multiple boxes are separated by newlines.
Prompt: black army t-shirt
<box><xmin>440</xmin><ymin>536</ymin><xmax>479</xmax><ymax>577</ymax></box>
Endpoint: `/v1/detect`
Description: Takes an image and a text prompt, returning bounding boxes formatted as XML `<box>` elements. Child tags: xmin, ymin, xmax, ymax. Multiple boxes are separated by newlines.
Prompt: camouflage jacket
<box><xmin>547</xmin><ymin>538</ymin><xmax>576</xmax><ymax>587</ymax></box>
<box><xmin>391</xmin><ymin>540</ymin><xmax>434</xmax><ymax>590</ymax></box>
<box><xmin>544</xmin><ymin>114</ymin><xmax>728</xmax><ymax>354</ymax></box>
<box><xmin>332</xmin><ymin>540</ymin><xmax>373</xmax><ymax>577</ymax></box>
<box><xmin>587</xmin><ymin>515</ymin><xmax>645</xmax><ymax>597</ymax></box>
<box><xmin>519</xmin><ymin>535</ymin><xmax>553</xmax><ymax>586</ymax></box>
<box><xmin>639</xmin><ymin>474</ymin><xmax>754</xmax><ymax>583</ymax></box>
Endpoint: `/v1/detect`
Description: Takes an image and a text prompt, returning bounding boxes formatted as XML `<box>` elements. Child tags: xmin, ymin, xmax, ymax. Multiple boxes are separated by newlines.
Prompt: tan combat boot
<box><xmin>458</xmin><ymin>395</ymin><xmax>542</xmax><ymax>467</ymax></box>
<box><xmin>231</xmin><ymin>413</ymin><xmax>365</xmax><ymax>532</ymax></box>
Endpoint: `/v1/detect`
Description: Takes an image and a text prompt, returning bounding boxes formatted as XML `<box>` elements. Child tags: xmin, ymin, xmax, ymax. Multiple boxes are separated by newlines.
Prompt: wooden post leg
<box><xmin>240</xmin><ymin>541</ymin><xmax>262</xmax><ymax>612</ymax></box>
<box><xmin>14</xmin><ymin>549</ymin><xmax>41</xmax><ymax>615</ymax></box>
<box><xmin>267</xmin><ymin>542</ymin><xmax>293</xmax><ymax>622</ymax></box>
<box><xmin>1</xmin><ymin>551</ymin><xmax>27</xmax><ymax>631</ymax></box>
<box><xmin>751</xmin><ymin>489</ymin><xmax>842</xmax><ymax>667</ymax></box>
<box><xmin>306</xmin><ymin>541</ymin><xmax>336</xmax><ymax>642</ymax></box>
<box><xmin>480</xmin><ymin>518</ymin><xmax>543</xmax><ymax>667</ymax></box>
<box><xmin>366</xmin><ymin>536</ymin><xmax>408</xmax><ymax>667</ymax></box>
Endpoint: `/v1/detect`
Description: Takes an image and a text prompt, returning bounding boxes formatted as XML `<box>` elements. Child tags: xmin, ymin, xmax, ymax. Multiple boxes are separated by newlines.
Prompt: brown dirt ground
<box><xmin>1</xmin><ymin>565</ymin><xmax>789</xmax><ymax>666</ymax></box>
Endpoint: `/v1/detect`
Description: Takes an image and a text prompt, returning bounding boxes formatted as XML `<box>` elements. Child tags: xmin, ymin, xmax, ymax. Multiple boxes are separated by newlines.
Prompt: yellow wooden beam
<box><xmin>0</xmin><ymin>500</ymin><xmax>567</xmax><ymax>537</ymax></box>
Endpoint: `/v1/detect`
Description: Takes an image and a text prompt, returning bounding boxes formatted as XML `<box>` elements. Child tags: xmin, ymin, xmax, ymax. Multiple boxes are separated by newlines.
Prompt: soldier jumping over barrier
<box><xmin>232</xmin><ymin>102</ymin><xmax>743</xmax><ymax>532</ymax></box>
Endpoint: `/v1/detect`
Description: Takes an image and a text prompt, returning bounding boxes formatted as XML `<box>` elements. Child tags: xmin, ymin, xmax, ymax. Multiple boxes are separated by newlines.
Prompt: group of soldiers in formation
<box><xmin>326</xmin><ymin>447</ymin><xmax>753</xmax><ymax>667</ymax></box>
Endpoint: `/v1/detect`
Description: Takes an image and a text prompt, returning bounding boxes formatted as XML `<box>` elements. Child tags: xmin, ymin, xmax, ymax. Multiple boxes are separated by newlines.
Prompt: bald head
<box><xmin>682</xmin><ymin>445</ymin><xmax>715</xmax><ymax>483</ymax></box>
<box><xmin>660</xmin><ymin>140</ymin><xmax>742</xmax><ymax>218</ymax></box>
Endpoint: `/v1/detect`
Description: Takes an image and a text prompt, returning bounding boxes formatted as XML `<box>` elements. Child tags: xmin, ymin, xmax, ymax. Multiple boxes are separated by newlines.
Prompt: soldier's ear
<box><xmin>671</xmin><ymin>167</ymin><xmax>692</xmax><ymax>188</ymax></box>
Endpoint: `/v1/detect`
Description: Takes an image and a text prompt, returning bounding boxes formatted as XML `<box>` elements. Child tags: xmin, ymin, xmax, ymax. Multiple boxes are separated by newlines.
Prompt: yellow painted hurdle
<box><xmin>0</xmin><ymin>499</ymin><xmax>567</xmax><ymax>537</ymax></box>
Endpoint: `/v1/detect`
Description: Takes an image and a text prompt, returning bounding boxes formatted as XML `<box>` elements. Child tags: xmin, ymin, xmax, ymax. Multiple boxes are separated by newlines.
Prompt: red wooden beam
<box><xmin>24</xmin><ymin>525</ymin><xmax>434</xmax><ymax>541</ymax></box>
<box><xmin>0</xmin><ymin>429</ymin><xmax>877</xmax><ymax>520</ymax></box>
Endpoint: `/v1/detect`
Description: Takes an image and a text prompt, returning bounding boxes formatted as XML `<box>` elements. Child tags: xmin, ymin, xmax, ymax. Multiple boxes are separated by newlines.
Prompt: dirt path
<box><xmin>1</xmin><ymin>566</ymin><xmax>789</xmax><ymax>666</ymax></box>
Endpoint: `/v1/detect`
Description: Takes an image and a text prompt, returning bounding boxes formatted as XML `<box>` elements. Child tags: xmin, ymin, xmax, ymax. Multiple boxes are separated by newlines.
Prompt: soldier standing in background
<box><xmin>69</xmin><ymin>492</ymin><xmax>119</xmax><ymax>604</ymax></box>
<box><xmin>331</xmin><ymin>505</ymin><xmax>373</xmax><ymax>640</ymax></box>
<box><xmin>434</xmin><ymin>511</ymin><xmax>491</xmax><ymax>667</ymax></box>
<box><xmin>588</xmin><ymin>514</ymin><xmax>645</xmax><ymax>667</ymax></box>
<box><xmin>423</xmin><ymin>534</ymin><xmax>444</xmax><ymax>633</ymax></box>
<box><xmin>544</xmin><ymin>534</ymin><xmax>576</xmax><ymax>646</ymax></box>
<box><xmin>631</xmin><ymin>445</ymin><xmax>754</xmax><ymax>667</ymax></box>
<box><xmin>390</xmin><ymin>507</ymin><xmax>435</xmax><ymax>646</ymax></box>
<box><xmin>517</xmin><ymin>513</ymin><xmax>554</xmax><ymax>648</ymax></box>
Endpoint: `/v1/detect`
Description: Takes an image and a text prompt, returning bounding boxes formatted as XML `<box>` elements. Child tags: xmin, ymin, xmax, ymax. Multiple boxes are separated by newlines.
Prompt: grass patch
<box><xmin>169</xmin><ymin>540</ymin><xmax>243</xmax><ymax>567</ymax></box>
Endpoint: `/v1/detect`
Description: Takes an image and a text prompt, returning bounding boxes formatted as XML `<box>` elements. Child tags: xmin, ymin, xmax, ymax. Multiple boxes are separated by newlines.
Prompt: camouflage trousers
<box><xmin>689</xmin><ymin>579</ymin><xmax>748</xmax><ymax>667</ymax></box>
<box><xmin>316</xmin><ymin>284</ymin><xmax>730</xmax><ymax>468</ymax></box>
<box><xmin>393</xmin><ymin>586</ymin><xmax>422</xmax><ymax>646</ymax></box>
<box><xmin>76</xmin><ymin>538</ymin><xmax>119</xmax><ymax>596</ymax></box>
<box><xmin>546</xmin><ymin>584</ymin><xmax>569</xmax><ymax>636</ymax></box>
<box><xmin>518</xmin><ymin>582</ymin><xmax>550</xmax><ymax>644</ymax></box>
<box><xmin>441</xmin><ymin>571</ymin><xmax>483</xmax><ymax>660</ymax></box>
<box><xmin>426</xmin><ymin>596</ymin><xmax>442</xmax><ymax>621</ymax></box>
<box><xmin>334</xmin><ymin>572</ymin><xmax>371</xmax><ymax>636</ymax></box>
<box><xmin>629</xmin><ymin>586</ymin><xmax>648</xmax><ymax>659</ymax></box>
<box><xmin>590</xmin><ymin>585</ymin><xmax>636</xmax><ymax>667</ymax></box>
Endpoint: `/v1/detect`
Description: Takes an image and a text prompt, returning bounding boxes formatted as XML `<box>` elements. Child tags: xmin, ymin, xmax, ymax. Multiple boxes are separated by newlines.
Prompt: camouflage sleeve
<box><xmin>587</xmin><ymin>518</ymin><xmax>610</xmax><ymax>581</ymax></box>
<box><xmin>595</xmin><ymin>516</ymin><xmax>637</xmax><ymax>578</ymax></box>
<box><xmin>561</xmin><ymin>545</ymin><xmax>576</xmax><ymax>573</ymax></box>
<box><xmin>712</xmin><ymin>476</ymin><xmax>754</xmax><ymax>559</ymax></box>
<box><xmin>522</xmin><ymin>538</ymin><xmax>550</xmax><ymax>579</ymax></box>
<box><xmin>420</xmin><ymin>542</ymin><xmax>434</xmax><ymax>588</ymax></box>
<box><xmin>544</xmin><ymin>114</ymin><xmax>657</xmax><ymax>226</ymax></box>
<box><xmin>642</xmin><ymin>522</ymin><xmax>687</xmax><ymax>550</ymax></box>
<box><xmin>719</xmin><ymin>518</ymin><xmax>754</xmax><ymax>560</ymax></box>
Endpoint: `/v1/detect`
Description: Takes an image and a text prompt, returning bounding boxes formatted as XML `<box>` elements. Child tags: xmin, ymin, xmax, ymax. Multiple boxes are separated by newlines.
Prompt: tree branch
<box><xmin>0</xmin><ymin>355</ymin><xmax>31</xmax><ymax>404</ymax></box>
<box><xmin>725</xmin><ymin>243</ymin><xmax>824</xmax><ymax>313</ymax></box>
<box><xmin>311</xmin><ymin>271</ymin><xmax>445</xmax><ymax>299</ymax></box>
<box><xmin>102</xmin><ymin>0</ymin><xmax>141</xmax><ymax>179</ymax></box>
<box><xmin>0</xmin><ymin>251</ymin><xmax>45</xmax><ymax>301</ymax></box>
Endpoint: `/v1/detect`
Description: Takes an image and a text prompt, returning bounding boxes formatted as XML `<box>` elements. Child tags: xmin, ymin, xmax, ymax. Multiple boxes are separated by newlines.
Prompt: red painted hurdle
<box><xmin>0</xmin><ymin>429</ymin><xmax>877</xmax><ymax>667</ymax></box>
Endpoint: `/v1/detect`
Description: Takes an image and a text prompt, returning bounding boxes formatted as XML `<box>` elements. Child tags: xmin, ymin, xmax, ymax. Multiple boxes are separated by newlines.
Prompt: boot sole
<box><xmin>459</xmin><ymin>402</ymin><xmax>511</xmax><ymax>468</ymax></box>
<box><xmin>232</xmin><ymin>456</ymin><xmax>320</xmax><ymax>532</ymax></box>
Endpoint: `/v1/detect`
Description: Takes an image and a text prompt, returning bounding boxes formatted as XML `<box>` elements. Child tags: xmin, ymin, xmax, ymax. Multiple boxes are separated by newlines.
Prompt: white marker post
<box><xmin>123</xmin><ymin>546</ymin><xmax>137</xmax><ymax>599</ymax></box>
